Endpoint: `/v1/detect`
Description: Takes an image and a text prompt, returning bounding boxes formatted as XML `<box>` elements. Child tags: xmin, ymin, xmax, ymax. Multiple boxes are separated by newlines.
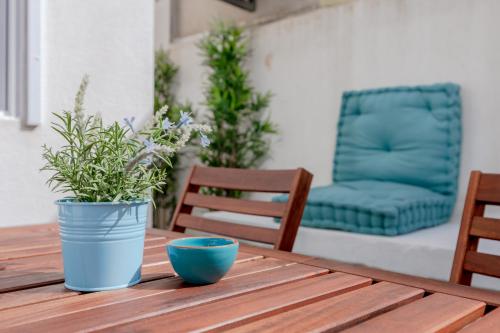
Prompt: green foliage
<box><xmin>198</xmin><ymin>23</ymin><xmax>277</xmax><ymax>197</ymax></box>
<box><xmin>42</xmin><ymin>76</ymin><xmax>209</xmax><ymax>202</ymax></box>
<box><xmin>153</xmin><ymin>50</ymin><xmax>194</xmax><ymax>226</ymax></box>
<box><xmin>155</xmin><ymin>51</ymin><xmax>176</xmax><ymax>110</ymax></box>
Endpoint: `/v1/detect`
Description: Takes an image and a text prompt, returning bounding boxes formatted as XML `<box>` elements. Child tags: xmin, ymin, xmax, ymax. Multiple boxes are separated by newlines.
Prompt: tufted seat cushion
<box><xmin>275</xmin><ymin>83</ymin><xmax>461</xmax><ymax>235</ymax></box>
<box><xmin>296</xmin><ymin>180</ymin><xmax>453</xmax><ymax>236</ymax></box>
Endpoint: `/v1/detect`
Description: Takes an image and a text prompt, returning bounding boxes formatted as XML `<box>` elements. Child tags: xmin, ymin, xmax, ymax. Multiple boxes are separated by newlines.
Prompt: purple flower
<box><xmin>143</xmin><ymin>139</ymin><xmax>155</xmax><ymax>153</ymax></box>
<box><xmin>200</xmin><ymin>133</ymin><xmax>210</xmax><ymax>148</ymax></box>
<box><xmin>162</xmin><ymin>117</ymin><xmax>174</xmax><ymax>130</ymax></box>
<box><xmin>123</xmin><ymin>116</ymin><xmax>135</xmax><ymax>133</ymax></box>
<box><xmin>177</xmin><ymin>111</ymin><xmax>193</xmax><ymax>128</ymax></box>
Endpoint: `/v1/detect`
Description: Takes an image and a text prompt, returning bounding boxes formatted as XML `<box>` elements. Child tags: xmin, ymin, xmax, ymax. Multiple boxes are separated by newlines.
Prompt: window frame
<box><xmin>0</xmin><ymin>0</ymin><xmax>8</xmax><ymax>115</ymax></box>
<box><xmin>2</xmin><ymin>0</ymin><xmax>40</xmax><ymax>126</ymax></box>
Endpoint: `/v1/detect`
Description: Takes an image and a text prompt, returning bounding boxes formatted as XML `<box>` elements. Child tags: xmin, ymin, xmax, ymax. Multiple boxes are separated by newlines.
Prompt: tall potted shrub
<box><xmin>153</xmin><ymin>50</ymin><xmax>194</xmax><ymax>228</ymax></box>
<box><xmin>198</xmin><ymin>23</ymin><xmax>277</xmax><ymax>198</ymax></box>
<box><xmin>42</xmin><ymin>77</ymin><xmax>210</xmax><ymax>291</ymax></box>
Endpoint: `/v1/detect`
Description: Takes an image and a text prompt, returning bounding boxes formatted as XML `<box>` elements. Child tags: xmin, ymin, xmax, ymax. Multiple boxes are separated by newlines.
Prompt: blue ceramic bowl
<box><xmin>166</xmin><ymin>237</ymin><xmax>239</xmax><ymax>285</ymax></box>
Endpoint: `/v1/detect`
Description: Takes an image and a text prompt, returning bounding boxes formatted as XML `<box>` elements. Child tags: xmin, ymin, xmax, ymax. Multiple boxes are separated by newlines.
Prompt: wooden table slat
<box><xmin>100</xmin><ymin>272</ymin><xmax>372</xmax><ymax>332</ymax></box>
<box><xmin>0</xmin><ymin>223</ymin><xmax>58</xmax><ymax>237</ymax></box>
<box><xmin>458</xmin><ymin>307</ymin><xmax>500</xmax><ymax>332</ymax></box>
<box><xmin>3</xmin><ymin>263</ymin><xmax>327</xmax><ymax>332</ymax></box>
<box><xmin>0</xmin><ymin>232</ymin><xmax>60</xmax><ymax>249</ymax></box>
<box><xmin>0</xmin><ymin>283</ymin><xmax>78</xmax><ymax>312</ymax></box>
<box><xmin>225</xmin><ymin>281</ymin><xmax>425</xmax><ymax>333</ymax></box>
<box><xmin>0</xmin><ymin>233</ymin><xmax>166</xmax><ymax>261</ymax></box>
<box><xmin>306</xmin><ymin>257</ymin><xmax>500</xmax><ymax>307</ymax></box>
<box><xmin>343</xmin><ymin>293</ymin><xmax>486</xmax><ymax>333</ymax></box>
<box><xmin>0</xmin><ymin>245</ymin><xmax>62</xmax><ymax>261</ymax></box>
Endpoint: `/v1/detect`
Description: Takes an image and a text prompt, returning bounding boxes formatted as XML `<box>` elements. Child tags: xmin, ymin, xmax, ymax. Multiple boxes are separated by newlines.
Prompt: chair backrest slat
<box><xmin>470</xmin><ymin>217</ymin><xmax>500</xmax><ymax>241</ymax></box>
<box><xmin>189</xmin><ymin>167</ymin><xmax>298</xmax><ymax>193</ymax></box>
<box><xmin>476</xmin><ymin>173</ymin><xmax>500</xmax><ymax>204</ymax></box>
<box><xmin>170</xmin><ymin>165</ymin><xmax>313</xmax><ymax>251</ymax></box>
<box><xmin>175</xmin><ymin>213</ymin><xmax>278</xmax><ymax>245</ymax></box>
<box><xmin>463</xmin><ymin>251</ymin><xmax>500</xmax><ymax>278</ymax></box>
<box><xmin>183</xmin><ymin>193</ymin><xmax>287</xmax><ymax>217</ymax></box>
<box><xmin>451</xmin><ymin>170</ymin><xmax>500</xmax><ymax>285</ymax></box>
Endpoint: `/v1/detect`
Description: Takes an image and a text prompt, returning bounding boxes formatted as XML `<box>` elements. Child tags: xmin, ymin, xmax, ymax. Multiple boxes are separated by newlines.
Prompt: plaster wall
<box><xmin>0</xmin><ymin>0</ymin><xmax>154</xmax><ymax>227</ymax></box>
<box><xmin>166</xmin><ymin>0</ymin><xmax>500</xmax><ymax>224</ymax></box>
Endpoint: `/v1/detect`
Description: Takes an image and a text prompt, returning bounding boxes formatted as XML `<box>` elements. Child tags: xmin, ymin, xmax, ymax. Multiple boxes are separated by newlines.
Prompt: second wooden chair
<box><xmin>451</xmin><ymin>170</ymin><xmax>500</xmax><ymax>286</ymax></box>
<box><xmin>170</xmin><ymin>165</ymin><xmax>313</xmax><ymax>252</ymax></box>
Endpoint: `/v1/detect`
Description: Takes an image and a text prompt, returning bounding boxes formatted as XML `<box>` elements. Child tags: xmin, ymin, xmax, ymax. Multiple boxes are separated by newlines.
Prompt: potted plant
<box><xmin>42</xmin><ymin>76</ymin><xmax>210</xmax><ymax>291</ymax></box>
<box><xmin>198</xmin><ymin>23</ymin><xmax>277</xmax><ymax>198</ymax></box>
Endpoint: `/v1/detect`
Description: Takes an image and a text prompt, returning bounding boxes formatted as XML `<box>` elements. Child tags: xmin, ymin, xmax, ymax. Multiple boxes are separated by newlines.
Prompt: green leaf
<box><xmin>41</xmin><ymin>74</ymin><xmax>202</xmax><ymax>207</ymax></box>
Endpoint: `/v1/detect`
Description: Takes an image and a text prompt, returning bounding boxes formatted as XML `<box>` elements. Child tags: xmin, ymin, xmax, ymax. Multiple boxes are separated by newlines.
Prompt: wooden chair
<box><xmin>450</xmin><ymin>171</ymin><xmax>500</xmax><ymax>286</ymax></box>
<box><xmin>169</xmin><ymin>165</ymin><xmax>313</xmax><ymax>252</ymax></box>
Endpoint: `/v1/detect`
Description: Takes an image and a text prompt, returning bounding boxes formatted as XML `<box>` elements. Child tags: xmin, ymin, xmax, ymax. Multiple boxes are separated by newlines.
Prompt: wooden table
<box><xmin>1</xmin><ymin>224</ymin><xmax>500</xmax><ymax>332</ymax></box>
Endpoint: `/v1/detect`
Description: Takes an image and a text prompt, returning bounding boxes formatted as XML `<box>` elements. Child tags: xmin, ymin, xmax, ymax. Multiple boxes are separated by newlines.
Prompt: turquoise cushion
<box><xmin>334</xmin><ymin>84</ymin><xmax>461</xmax><ymax>196</ymax></box>
<box><xmin>296</xmin><ymin>180</ymin><xmax>454</xmax><ymax>236</ymax></box>
<box><xmin>275</xmin><ymin>83</ymin><xmax>461</xmax><ymax>235</ymax></box>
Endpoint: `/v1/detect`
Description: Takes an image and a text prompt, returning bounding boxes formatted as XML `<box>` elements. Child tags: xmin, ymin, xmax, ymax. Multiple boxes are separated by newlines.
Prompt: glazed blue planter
<box><xmin>167</xmin><ymin>237</ymin><xmax>239</xmax><ymax>285</ymax></box>
<box><xmin>56</xmin><ymin>199</ymin><xmax>149</xmax><ymax>292</ymax></box>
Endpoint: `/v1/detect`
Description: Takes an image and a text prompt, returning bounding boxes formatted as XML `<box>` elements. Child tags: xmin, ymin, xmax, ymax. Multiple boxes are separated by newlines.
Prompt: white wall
<box><xmin>0</xmin><ymin>0</ymin><xmax>154</xmax><ymax>227</ymax></box>
<box><xmin>167</xmin><ymin>0</ymin><xmax>500</xmax><ymax>223</ymax></box>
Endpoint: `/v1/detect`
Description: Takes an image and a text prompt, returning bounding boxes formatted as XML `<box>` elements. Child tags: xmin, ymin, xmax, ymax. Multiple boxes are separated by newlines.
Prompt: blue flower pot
<box><xmin>167</xmin><ymin>237</ymin><xmax>239</xmax><ymax>285</ymax></box>
<box><xmin>56</xmin><ymin>199</ymin><xmax>149</xmax><ymax>292</ymax></box>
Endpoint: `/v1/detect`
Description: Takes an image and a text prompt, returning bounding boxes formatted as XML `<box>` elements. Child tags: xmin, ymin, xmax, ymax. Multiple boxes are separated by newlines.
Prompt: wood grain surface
<box><xmin>0</xmin><ymin>224</ymin><xmax>498</xmax><ymax>332</ymax></box>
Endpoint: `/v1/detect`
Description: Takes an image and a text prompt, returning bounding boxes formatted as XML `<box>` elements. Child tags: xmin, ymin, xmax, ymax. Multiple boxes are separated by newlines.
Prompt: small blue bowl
<box><xmin>166</xmin><ymin>237</ymin><xmax>239</xmax><ymax>285</ymax></box>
